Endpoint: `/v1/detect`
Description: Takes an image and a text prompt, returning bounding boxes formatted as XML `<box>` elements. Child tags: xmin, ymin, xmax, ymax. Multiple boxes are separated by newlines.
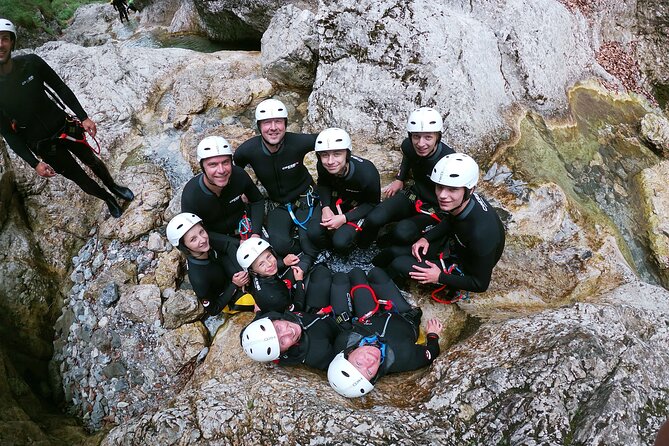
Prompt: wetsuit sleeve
<box><xmin>203</xmin><ymin>284</ymin><xmax>241</xmax><ymax>316</ymax></box>
<box><xmin>291</xmin><ymin>280</ymin><xmax>306</xmax><ymax>311</ymax></box>
<box><xmin>242</xmin><ymin>171</ymin><xmax>266</xmax><ymax>235</ymax></box>
<box><xmin>437</xmin><ymin>248</ymin><xmax>497</xmax><ymax>292</ymax></box>
<box><xmin>207</xmin><ymin>232</ymin><xmax>240</xmax><ymax>253</ymax></box>
<box><xmin>35</xmin><ymin>55</ymin><xmax>88</xmax><ymax>121</ymax></box>
<box><xmin>316</xmin><ymin>162</ymin><xmax>333</xmax><ymax>208</ymax></box>
<box><xmin>298</xmin><ymin>133</ymin><xmax>318</xmax><ymax>158</ymax></box>
<box><xmin>396</xmin><ymin>335</ymin><xmax>440</xmax><ymax>372</ymax></box>
<box><xmin>232</xmin><ymin>141</ymin><xmax>250</xmax><ymax>168</ymax></box>
<box><xmin>343</xmin><ymin>162</ymin><xmax>381</xmax><ymax>222</ymax></box>
<box><xmin>396</xmin><ymin>139</ymin><xmax>413</xmax><ymax>181</ymax></box>
<box><xmin>1</xmin><ymin>131</ymin><xmax>40</xmax><ymax>168</ymax></box>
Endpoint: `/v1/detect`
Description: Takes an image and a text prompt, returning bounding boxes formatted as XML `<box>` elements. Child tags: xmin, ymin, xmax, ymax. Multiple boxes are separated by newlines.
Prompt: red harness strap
<box><xmin>415</xmin><ymin>199</ymin><xmax>441</xmax><ymax>223</ymax></box>
<box><xmin>430</xmin><ymin>252</ymin><xmax>463</xmax><ymax>304</ymax></box>
<box><xmin>350</xmin><ymin>284</ymin><xmax>393</xmax><ymax>323</ymax></box>
<box><xmin>59</xmin><ymin>119</ymin><xmax>102</xmax><ymax>155</ymax></box>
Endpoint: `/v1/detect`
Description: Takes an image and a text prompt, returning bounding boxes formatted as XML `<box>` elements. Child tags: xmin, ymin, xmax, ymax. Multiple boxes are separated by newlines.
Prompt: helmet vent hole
<box><xmin>176</xmin><ymin>224</ymin><xmax>183</xmax><ymax>230</ymax></box>
<box><xmin>342</xmin><ymin>371</ymin><xmax>350</xmax><ymax>377</ymax></box>
<box><xmin>449</xmin><ymin>174</ymin><xmax>459</xmax><ymax>178</ymax></box>
<box><xmin>260</xmin><ymin>325</ymin><xmax>266</xmax><ymax>331</ymax></box>
<box><xmin>335</xmin><ymin>138</ymin><xmax>343</xmax><ymax>142</ymax></box>
<box><xmin>266</xmin><ymin>347</ymin><xmax>272</xmax><ymax>355</ymax></box>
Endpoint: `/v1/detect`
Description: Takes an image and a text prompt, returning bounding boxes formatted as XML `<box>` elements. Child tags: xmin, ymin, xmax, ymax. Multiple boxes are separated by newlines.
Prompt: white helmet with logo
<box><xmin>240</xmin><ymin>317</ymin><xmax>281</xmax><ymax>361</ymax></box>
<box><xmin>255</xmin><ymin>98</ymin><xmax>288</xmax><ymax>122</ymax></box>
<box><xmin>406</xmin><ymin>107</ymin><xmax>444</xmax><ymax>133</ymax></box>
<box><xmin>196</xmin><ymin>136</ymin><xmax>233</xmax><ymax>163</ymax></box>
<box><xmin>430</xmin><ymin>153</ymin><xmax>479</xmax><ymax>189</ymax></box>
<box><xmin>327</xmin><ymin>352</ymin><xmax>375</xmax><ymax>398</ymax></box>
<box><xmin>314</xmin><ymin>127</ymin><xmax>352</xmax><ymax>153</ymax></box>
<box><xmin>236</xmin><ymin>238</ymin><xmax>272</xmax><ymax>271</ymax></box>
<box><xmin>166</xmin><ymin>213</ymin><xmax>202</xmax><ymax>247</ymax></box>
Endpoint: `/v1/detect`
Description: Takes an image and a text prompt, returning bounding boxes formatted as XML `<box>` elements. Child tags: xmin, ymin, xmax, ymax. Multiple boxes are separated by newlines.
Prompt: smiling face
<box><xmin>259</xmin><ymin>118</ymin><xmax>287</xmax><ymax>149</ymax></box>
<box><xmin>272</xmin><ymin>319</ymin><xmax>302</xmax><ymax>352</ymax></box>
<box><xmin>319</xmin><ymin>149</ymin><xmax>348</xmax><ymax>176</ymax></box>
<box><xmin>182</xmin><ymin>223</ymin><xmax>210</xmax><ymax>256</ymax></box>
<box><xmin>410</xmin><ymin>132</ymin><xmax>439</xmax><ymax>157</ymax></box>
<box><xmin>250</xmin><ymin>249</ymin><xmax>278</xmax><ymax>277</ymax></box>
<box><xmin>0</xmin><ymin>31</ymin><xmax>13</xmax><ymax>67</ymax></box>
<box><xmin>201</xmin><ymin>154</ymin><xmax>232</xmax><ymax>190</ymax></box>
<box><xmin>435</xmin><ymin>184</ymin><xmax>468</xmax><ymax>214</ymax></box>
<box><xmin>347</xmin><ymin>345</ymin><xmax>381</xmax><ymax>381</ymax></box>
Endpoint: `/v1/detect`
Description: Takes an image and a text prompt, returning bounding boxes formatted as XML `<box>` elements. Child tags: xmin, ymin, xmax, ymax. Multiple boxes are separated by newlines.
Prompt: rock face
<box><xmin>99</xmin><ymin>293</ymin><xmax>669</xmax><ymax>445</ymax></box>
<box><xmin>193</xmin><ymin>0</ymin><xmax>318</xmax><ymax>41</ymax></box>
<box><xmin>2</xmin><ymin>0</ymin><xmax>669</xmax><ymax>444</ymax></box>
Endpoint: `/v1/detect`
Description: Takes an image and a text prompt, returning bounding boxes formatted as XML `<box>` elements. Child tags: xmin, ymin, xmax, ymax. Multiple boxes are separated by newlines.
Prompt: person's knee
<box><xmin>332</xmin><ymin>230</ymin><xmax>355</xmax><ymax>254</ymax></box>
<box><xmin>392</xmin><ymin>220</ymin><xmax>421</xmax><ymax>245</ymax></box>
<box><xmin>367</xmin><ymin>266</ymin><xmax>392</xmax><ymax>285</ymax></box>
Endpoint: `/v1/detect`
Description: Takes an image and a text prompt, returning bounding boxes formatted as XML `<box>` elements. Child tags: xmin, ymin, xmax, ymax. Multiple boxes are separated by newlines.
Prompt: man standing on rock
<box><xmin>0</xmin><ymin>19</ymin><xmax>134</xmax><ymax>218</ymax></box>
<box><xmin>234</xmin><ymin>98</ymin><xmax>320</xmax><ymax>272</ymax></box>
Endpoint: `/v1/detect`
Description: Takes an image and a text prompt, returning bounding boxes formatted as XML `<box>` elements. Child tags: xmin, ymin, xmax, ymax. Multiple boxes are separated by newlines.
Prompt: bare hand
<box><xmin>411</xmin><ymin>237</ymin><xmax>430</xmax><ymax>262</ymax></box>
<box><xmin>81</xmin><ymin>118</ymin><xmax>97</xmax><ymax>138</ymax></box>
<box><xmin>35</xmin><ymin>161</ymin><xmax>56</xmax><ymax>177</ymax></box>
<box><xmin>426</xmin><ymin>318</ymin><xmax>443</xmax><ymax>336</ymax></box>
<box><xmin>409</xmin><ymin>260</ymin><xmax>441</xmax><ymax>284</ymax></box>
<box><xmin>283</xmin><ymin>254</ymin><xmax>300</xmax><ymax>266</ymax></box>
<box><xmin>382</xmin><ymin>179</ymin><xmax>403</xmax><ymax>198</ymax></box>
<box><xmin>232</xmin><ymin>271</ymin><xmax>249</xmax><ymax>287</ymax></box>
<box><xmin>321</xmin><ymin>214</ymin><xmax>346</xmax><ymax>230</ymax></box>
<box><xmin>292</xmin><ymin>265</ymin><xmax>304</xmax><ymax>281</ymax></box>
<box><xmin>321</xmin><ymin>206</ymin><xmax>335</xmax><ymax>222</ymax></box>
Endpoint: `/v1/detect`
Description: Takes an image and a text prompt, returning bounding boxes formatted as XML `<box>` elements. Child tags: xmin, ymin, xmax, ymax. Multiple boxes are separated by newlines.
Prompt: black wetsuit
<box><xmin>234</xmin><ymin>132</ymin><xmax>320</xmax><ymax>270</ymax></box>
<box><xmin>181</xmin><ymin>168</ymin><xmax>265</xmax><ymax>237</ymax></box>
<box><xmin>253</xmin><ymin>310</ymin><xmax>343</xmax><ymax>371</ymax></box>
<box><xmin>308</xmin><ymin>155</ymin><xmax>380</xmax><ymax>254</ymax></box>
<box><xmin>112</xmin><ymin>0</ymin><xmax>129</xmax><ymax>22</ymax></box>
<box><xmin>330</xmin><ymin>268</ymin><xmax>440</xmax><ymax>378</ymax></box>
<box><xmin>186</xmin><ymin>233</ymin><xmax>246</xmax><ymax>316</ymax></box>
<box><xmin>0</xmin><ymin>54</ymin><xmax>119</xmax><ymax>202</ymax></box>
<box><xmin>249</xmin><ymin>257</ymin><xmax>306</xmax><ymax>314</ymax></box>
<box><xmin>376</xmin><ymin>193</ymin><xmax>506</xmax><ymax>293</ymax></box>
<box><xmin>361</xmin><ymin>139</ymin><xmax>455</xmax><ymax>245</ymax></box>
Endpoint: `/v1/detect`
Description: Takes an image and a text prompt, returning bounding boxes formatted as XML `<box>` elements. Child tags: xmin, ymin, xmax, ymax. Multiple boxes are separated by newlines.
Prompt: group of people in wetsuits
<box><xmin>111</xmin><ymin>0</ymin><xmax>139</xmax><ymax>23</ymax></box>
<box><xmin>167</xmin><ymin>98</ymin><xmax>506</xmax><ymax>397</ymax></box>
<box><xmin>0</xmin><ymin>18</ymin><xmax>504</xmax><ymax>398</ymax></box>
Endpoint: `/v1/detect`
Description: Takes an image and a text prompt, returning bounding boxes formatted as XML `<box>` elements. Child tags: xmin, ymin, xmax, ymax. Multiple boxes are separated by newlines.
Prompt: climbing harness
<box><xmin>334</xmin><ymin>198</ymin><xmax>363</xmax><ymax>232</ymax></box>
<box><xmin>415</xmin><ymin>199</ymin><xmax>441</xmax><ymax>223</ymax></box>
<box><xmin>430</xmin><ymin>252</ymin><xmax>469</xmax><ymax>304</ymax></box>
<box><xmin>350</xmin><ymin>284</ymin><xmax>394</xmax><ymax>324</ymax></box>
<box><xmin>237</xmin><ymin>213</ymin><xmax>252</xmax><ymax>240</ymax></box>
<box><xmin>286</xmin><ymin>186</ymin><xmax>318</xmax><ymax>230</ymax></box>
<box><xmin>58</xmin><ymin>116</ymin><xmax>101</xmax><ymax>155</ymax></box>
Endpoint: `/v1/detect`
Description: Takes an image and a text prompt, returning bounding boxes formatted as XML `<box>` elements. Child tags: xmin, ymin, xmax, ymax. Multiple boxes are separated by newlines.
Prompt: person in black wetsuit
<box><xmin>327</xmin><ymin>267</ymin><xmax>443</xmax><ymax>398</ymax></box>
<box><xmin>308</xmin><ymin>127</ymin><xmax>380</xmax><ymax>255</ymax></box>
<box><xmin>233</xmin><ymin>98</ymin><xmax>320</xmax><ymax>272</ymax></box>
<box><xmin>359</xmin><ymin>107</ymin><xmax>455</xmax><ymax>247</ymax></box>
<box><xmin>239</xmin><ymin>265</ymin><xmax>344</xmax><ymax>370</ymax></box>
<box><xmin>374</xmin><ymin>153</ymin><xmax>506</xmax><ymax>302</ymax></box>
<box><xmin>181</xmin><ymin>135</ymin><xmax>265</xmax><ymax>238</ymax></box>
<box><xmin>236</xmin><ymin>237</ymin><xmax>308</xmax><ymax>314</ymax></box>
<box><xmin>166</xmin><ymin>213</ymin><xmax>254</xmax><ymax>315</ymax></box>
<box><xmin>0</xmin><ymin>19</ymin><xmax>133</xmax><ymax>218</ymax></box>
<box><xmin>111</xmin><ymin>0</ymin><xmax>129</xmax><ymax>22</ymax></box>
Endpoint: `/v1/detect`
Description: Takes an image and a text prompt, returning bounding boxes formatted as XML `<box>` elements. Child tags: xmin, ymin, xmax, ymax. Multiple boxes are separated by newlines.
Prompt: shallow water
<box><xmin>123</xmin><ymin>30</ymin><xmax>260</xmax><ymax>53</ymax></box>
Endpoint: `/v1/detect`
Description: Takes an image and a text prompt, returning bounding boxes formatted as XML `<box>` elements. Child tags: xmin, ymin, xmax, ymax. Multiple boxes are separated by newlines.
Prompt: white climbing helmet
<box><xmin>314</xmin><ymin>127</ymin><xmax>352</xmax><ymax>153</ymax></box>
<box><xmin>196</xmin><ymin>136</ymin><xmax>233</xmax><ymax>163</ymax></box>
<box><xmin>327</xmin><ymin>352</ymin><xmax>375</xmax><ymax>398</ymax></box>
<box><xmin>0</xmin><ymin>19</ymin><xmax>16</xmax><ymax>38</ymax></box>
<box><xmin>166</xmin><ymin>213</ymin><xmax>202</xmax><ymax>248</ymax></box>
<box><xmin>240</xmin><ymin>317</ymin><xmax>281</xmax><ymax>362</ymax></box>
<box><xmin>255</xmin><ymin>98</ymin><xmax>288</xmax><ymax>122</ymax></box>
<box><xmin>430</xmin><ymin>153</ymin><xmax>479</xmax><ymax>189</ymax></box>
<box><xmin>236</xmin><ymin>238</ymin><xmax>272</xmax><ymax>271</ymax></box>
<box><xmin>406</xmin><ymin>107</ymin><xmax>444</xmax><ymax>133</ymax></box>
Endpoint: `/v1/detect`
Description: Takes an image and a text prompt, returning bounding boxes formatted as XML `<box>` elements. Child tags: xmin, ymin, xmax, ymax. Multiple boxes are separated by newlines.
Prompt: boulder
<box><xmin>118</xmin><ymin>284</ymin><xmax>162</xmax><ymax>323</ymax></box>
<box><xmin>261</xmin><ymin>5</ymin><xmax>318</xmax><ymax>89</ymax></box>
<box><xmin>162</xmin><ymin>289</ymin><xmax>205</xmax><ymax>329</ymax></box>
<box><xmin>640</xmin><ymin>112</ymin><xmax>669</xmax><ymax>158</ymax></box>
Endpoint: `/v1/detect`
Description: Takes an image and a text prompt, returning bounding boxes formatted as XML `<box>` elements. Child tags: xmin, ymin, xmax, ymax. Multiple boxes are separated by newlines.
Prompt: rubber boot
<box><xmin>111</xmin><ymin>184</ymin><xmax>135</xmax><ymax>201</ymax></box>
<box><xmin>105</xmin><ymin>196</ymin><xmax>123</xmax><ymax>218</ymax></box>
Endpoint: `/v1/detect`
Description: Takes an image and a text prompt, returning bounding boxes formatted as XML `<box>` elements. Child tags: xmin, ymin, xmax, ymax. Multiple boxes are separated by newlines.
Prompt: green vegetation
<box><xmin>0</xmin><ymin>0</ymin><xmax>106</xmax><ymax>31</ymax></box>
